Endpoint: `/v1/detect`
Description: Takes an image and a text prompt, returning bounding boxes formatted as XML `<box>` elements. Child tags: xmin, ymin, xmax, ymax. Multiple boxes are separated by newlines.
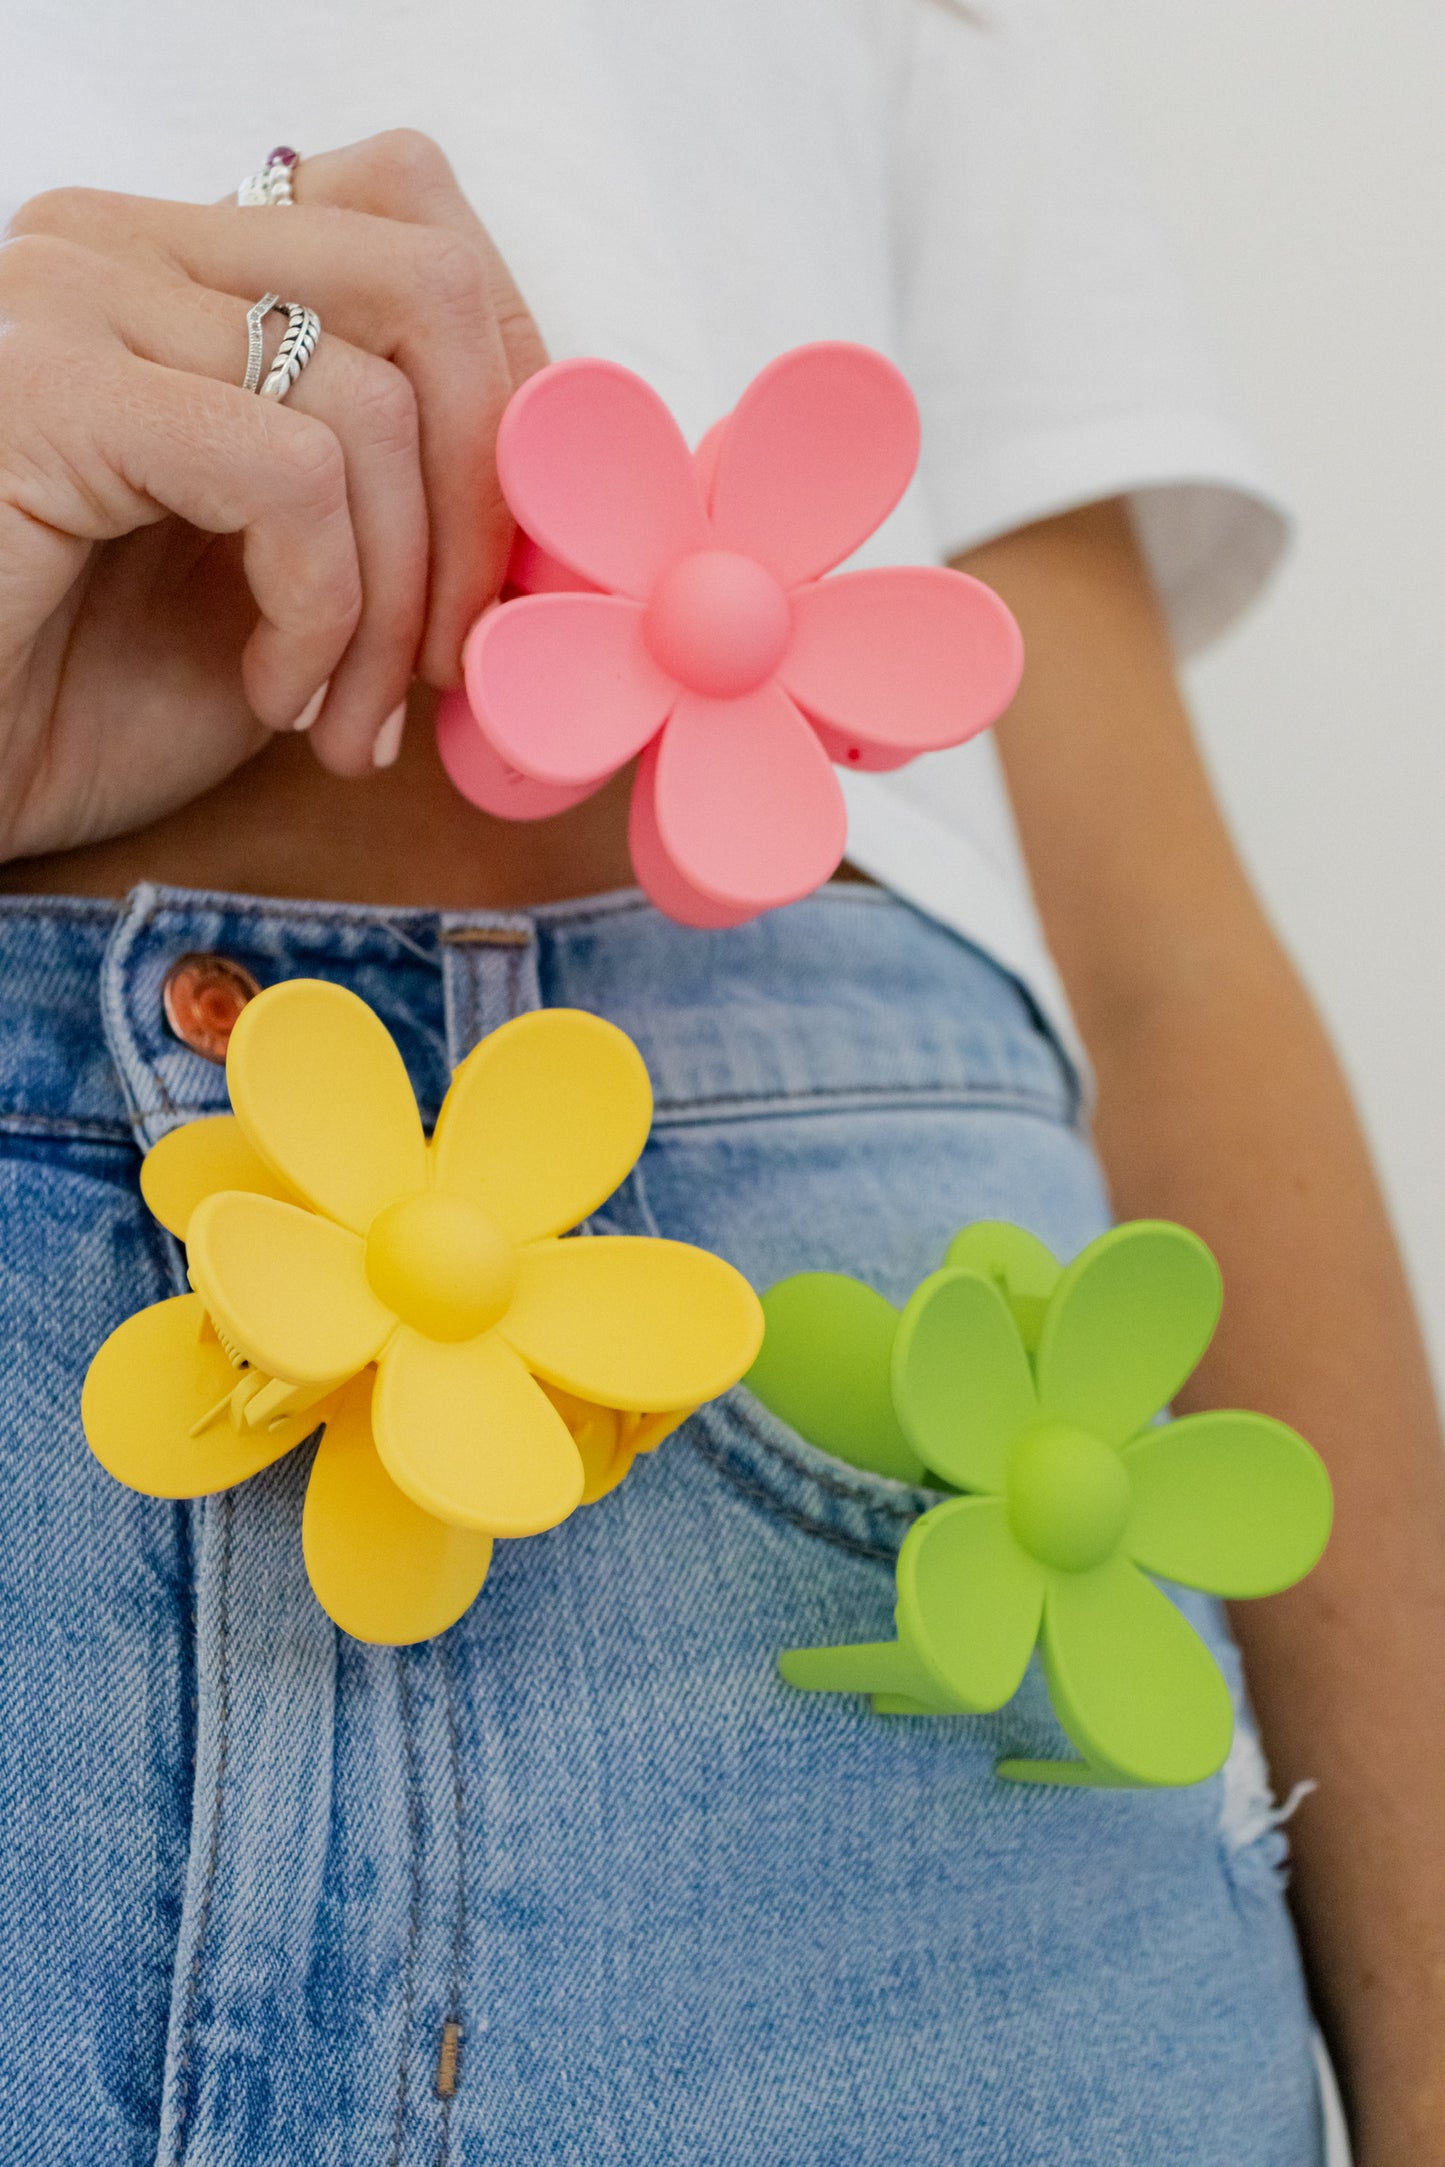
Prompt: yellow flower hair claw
<box><xmin>83</xmin><ymin>980</ymin><xmax>763</xmax><ymax>1645</ymax></box>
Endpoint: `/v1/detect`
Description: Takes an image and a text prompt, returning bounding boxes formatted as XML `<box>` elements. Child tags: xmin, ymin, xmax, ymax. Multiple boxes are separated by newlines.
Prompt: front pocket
<box><xmin>586</xmin><ymin>1095</ymin><xmax>1110</xmax><ymax>1542</ymax></box>
<box><xmin>618</xmin><ymin>1095</ymin><xmax>1113</xmax><ymax>1320</ymax></box>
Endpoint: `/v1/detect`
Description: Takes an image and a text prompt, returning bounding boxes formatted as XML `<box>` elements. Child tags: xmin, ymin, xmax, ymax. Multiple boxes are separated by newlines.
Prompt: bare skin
<box><xmin>971</xmin><ymin>500</ymin><xmax>1445</xmax><ymax>2167</ymax></box>
<box><xmin>1</xmin><ymin>133</ymin><xmax>1440</xmax><ymax>2165</ymax></box>
<box><xmin>0</xmin><ymin>692</ymin><xmax>640</xmax><ymax>908</ymax></box>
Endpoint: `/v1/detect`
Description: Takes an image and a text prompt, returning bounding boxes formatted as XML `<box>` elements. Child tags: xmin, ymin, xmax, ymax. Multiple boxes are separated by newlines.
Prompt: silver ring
<box><xmin>237</xmin><ymin>145</ymin><xmax>299</xmax><ymax>208</ymax></box>
<box><xmin>258</xmin><ymin>302</ymin><xmax>320</xmax><ymax>401</ymax></box>
<box><xmin>241</xmin><ymin>292</ymin><xmax>282</xmax><ymax>393</ymax></box>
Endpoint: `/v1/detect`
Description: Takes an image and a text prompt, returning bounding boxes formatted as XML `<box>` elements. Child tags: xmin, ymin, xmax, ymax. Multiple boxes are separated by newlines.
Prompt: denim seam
<box><xmin>0</xmin><ymin>896</ymin><xmax>120</xmax><ymax>923</ymax></box>
<box><xmin>131</xmin><ymin>885</ymin><xmax>440</xmax><ymax>935</ymax></box>
<box><xmin>437</xmin><ymin>1640</ymin><xmax>469</xmax><ymax>2166</ymax></box>
<box><xmin>648</xmin><ymin>1083</ymin><xmax>1069</xmax><ymax>1123</ymax></box>
<box><xmin>708</xmin><ymin>1396</ymin><xmax>922</xmax><ymax>1521</ymax></box>
<box><xmin>683</xmin><ymin>1429</ymin><xmax>902</xmax><ymax>1565</ymax></box>
<box><xmin>167</xmin><ymin>1491</ymin><xmax>233</xmax><ymax>2163</ymax></box>
<box><xmin>519</xmin><ymin>884</ymin><xmax>900</xmax><ymax>932</ymax></box>
<box><xmin>389</xmin><ymin>1653</ymin><xmax>425</xmax><ymax>2167</ymax></box>
<box><xmin>0</xmin><ymin>1111</ymin><xmax>134</xmax><ymax>1142</ymax></box>
<box><xmin>452</xmin><ymin>946</ymin><xmax>480</xmax><ymax>1064</ymax></box>
<box><xmin>102</xmin><ymin>897</ymin><xmax>180</xmax><ymax>1120</ymax></box>
<box><xmin>140</xmin><ymin>1099</ymin><xmax>254</xmax><ymax>1118</ymax></box>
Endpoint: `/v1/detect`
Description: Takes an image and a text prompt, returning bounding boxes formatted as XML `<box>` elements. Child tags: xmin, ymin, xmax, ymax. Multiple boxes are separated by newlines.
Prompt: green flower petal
<box><xmin>896</xmin><ymin>1495</ymin><xmax>1045</xmax><ymax>1710</ymax></box>
<box><xmin>892</xmin><ymin>1268</ymin><xmax>1037</xmax><ymax>1492</ymax></box>
<box><xmin>1041</xmin><ymin>1554</ymin><xmax>1234</xmax><ymax>1786</ymax></box>
<box><xmin>746</xmin><ymin>1273</ymin><xmax>924</xmax><ymax>1482</ymax></box>
<box><xmin>1121</xmin><ymin>1411</ymin><xmax>1332</xmax><ymax>1596</ymax></box>
<box><xmin>943</xmin><ymin>1221</ymin><xmax>1061</xmax><ymax>1353</ymax></box>
<box><xmin>1036</xmin><ymin>1222</ymin><xmax>1221</xmax><ymax>1445</ymax></box>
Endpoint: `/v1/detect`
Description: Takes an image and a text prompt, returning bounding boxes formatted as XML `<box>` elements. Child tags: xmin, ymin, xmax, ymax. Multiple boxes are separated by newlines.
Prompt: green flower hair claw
<box><xmin>750</xmin><ymin>1221</ymin><xmax>1333</xmax><ymax>1789</ymax></box>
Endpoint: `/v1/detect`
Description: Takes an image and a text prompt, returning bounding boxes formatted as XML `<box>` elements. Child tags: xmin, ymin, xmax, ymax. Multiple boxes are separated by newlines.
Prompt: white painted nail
<box><xmin>372</xmin><ymin>702</ymin><xmax>407</xmax><ymax>769</ymax></box>
<box><xmin>290</xmin><ymin>681</ymin><xmax>329</xmax><ymax>732</ymax></box>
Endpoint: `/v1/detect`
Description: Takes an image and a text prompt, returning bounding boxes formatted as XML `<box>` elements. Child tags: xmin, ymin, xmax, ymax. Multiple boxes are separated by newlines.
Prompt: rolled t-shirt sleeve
<box><xmin>890</xmin><ymin>0</ymin><xmax>1288</xmax><ymax>653</ymax></box>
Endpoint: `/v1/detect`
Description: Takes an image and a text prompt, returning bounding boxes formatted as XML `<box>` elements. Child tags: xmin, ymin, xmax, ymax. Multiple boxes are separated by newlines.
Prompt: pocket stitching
<box><xmin>618</xmin><ymin>1149</ymin><xmax>942</xmax><ymax>1553</ymax></box>
<box><xmin>683</xmin><ymin>1415</ymin><xmax>903</xmax><ymax>1564</ymax></box>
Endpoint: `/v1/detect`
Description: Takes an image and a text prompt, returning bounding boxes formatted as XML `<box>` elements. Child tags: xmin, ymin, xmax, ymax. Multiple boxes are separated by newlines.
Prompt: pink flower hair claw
<box><xmin>437</xmin><ymin>344</ymin><xmax>1025</xmax><ymax>926</ymax></box>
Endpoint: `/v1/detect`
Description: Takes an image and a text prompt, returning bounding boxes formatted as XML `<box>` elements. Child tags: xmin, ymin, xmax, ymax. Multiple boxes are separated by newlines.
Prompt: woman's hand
<box><xmin>0</xmin><ymin>130</ymin><xmax>545</xmax><ymax>861</ymax></box>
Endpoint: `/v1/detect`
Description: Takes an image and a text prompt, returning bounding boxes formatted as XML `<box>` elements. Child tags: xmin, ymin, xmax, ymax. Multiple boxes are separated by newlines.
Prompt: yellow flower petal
<box><xmin>187</xmin><ymin>1191</ymin><xmax>394</xmax><ymax>1388</ymax></box>
<box><xmin>431</xmin><ymin>1009</ymin><xmax>652</xmax><ymax>1244</ymax></box>
<box><xmin>538</xmin><ymin>1382</ymin><xmax>634</xmax><ymax>1505</ymax></box>
<box><xmin>226</xmin><ymin>979</ymin><xmax>427</xmax><ymax>1233</ymax></box>
<box><xmin>625</xmin><ymin>1407</ymin><xmax>692</xmax><ymax>1456</ymax></box>
<box><xmin>140</xmin><ymin>1115</ymin><xmax>304</xmax><ymax>1239</ymax></box>
<box><xmin>373</xmin><ymin>1326</ymin><xmax>584</xmax><ymax>1537</ymax></box>
<box><xmin>498</xmin><ymin>1235</ymin><xmax>764</xmax><ymax>1410</ymax></box>
<box><xmin>536</xmin><ymin>1389</ymin><xmax>694</xmax><ymax>1507</ymax></box>
<box><xmin>82</xmin><ymin>1293</ymin><xmax>324</xmax><ymax>1497</ymax></box>
<box><xmin>302</xmin><ymin>1374</ymin><xmax>492</xmax><ymax>1644</ymax></box>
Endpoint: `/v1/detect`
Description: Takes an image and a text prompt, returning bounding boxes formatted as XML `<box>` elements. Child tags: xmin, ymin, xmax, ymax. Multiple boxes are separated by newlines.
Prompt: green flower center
<box><xmin>365</xmin><ymin>1191</ymin><xmax>516</xmax><ymax>1342</ymax></box>
<box><xmin>1006</xmin><ymin>1422</ymin><xmax>1131</xmax><ymax>1573</ymax></box>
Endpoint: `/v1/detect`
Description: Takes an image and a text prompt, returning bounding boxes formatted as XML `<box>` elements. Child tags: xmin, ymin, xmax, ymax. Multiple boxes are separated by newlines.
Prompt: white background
<box><xmin>1079</xmin><ymin>1</ymin><xmax>1445</xmax><ymax>1389</ymax></box>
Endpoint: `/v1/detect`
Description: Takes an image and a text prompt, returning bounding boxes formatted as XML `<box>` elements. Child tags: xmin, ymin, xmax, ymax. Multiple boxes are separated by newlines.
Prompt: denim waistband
<box><xmin>0</xmin><ymin>882</ymin><xmax>1081</xmax><ymax>1149</ymax></box>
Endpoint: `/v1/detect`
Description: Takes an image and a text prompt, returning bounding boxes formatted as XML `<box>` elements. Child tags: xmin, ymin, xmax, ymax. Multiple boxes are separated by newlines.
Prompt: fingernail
<box><xmin>372</xmin><ymin>702</ymin><xmax>407</xmax><ymax>769</ymax></box>
<box><xmin>290</xmin><ymin>682</ymin><xmax>329</xmax><ymax>732</ymax></box>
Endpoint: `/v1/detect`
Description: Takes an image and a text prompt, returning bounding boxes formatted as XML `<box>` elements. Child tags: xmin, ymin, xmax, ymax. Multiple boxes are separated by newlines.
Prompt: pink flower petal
<box><xmin>629</xmin><ymin>742</ymin><xmax>760</xmax><ymax>927</ymax></box>
<box><xmin>781</xmin><ymin>567</ymin><xmax>1024</xmax><ymax>755</ymax></box>
<box><xmin>436</xmin><ymin>688</ymin><xmax>602</xmax><ymax>820</ymax></box>
<box><xmin>466</xmin><ymin>592</ymin><xmax>677</xmax><ymax>788</ymax></box>
<box><xmin>692</xmin><ymin>417</ymin><xmax>727</xmax><ymax>504</ymax></box>
<box><xmin>807</xmin><ymin>720</ymin><xmax>915</xmax><ymax>774</ymax></box>
<box><xmin>708</xmin><ymin>345</ymin><xmax>920</xmax><ymax>586</ymax></box>
<box><xmin>506</xmin><ymin>528</ymin><xmax>600</xmax><ymax>596</ymax></box>
<box><xmin>647</xmin><ymin>681</ymin><xmax>848</xmax><ymax>914</ymax></box>
<box><xmin>496</xmin><ymin>359</ymin><xmax>709</xmax><ymax>599</ymax></box>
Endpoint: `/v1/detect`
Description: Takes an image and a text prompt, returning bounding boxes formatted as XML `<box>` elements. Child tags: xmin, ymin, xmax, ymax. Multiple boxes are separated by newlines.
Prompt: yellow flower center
<box><xmin>1006</xmin><ymin>1422</ymin><xmax>1131</xmax><ymax>1573</ymax></box>
<box><xmin>365</xmin><ymin>1191</ymin><xmax>517</xmax><ymax>1342</ymax></box>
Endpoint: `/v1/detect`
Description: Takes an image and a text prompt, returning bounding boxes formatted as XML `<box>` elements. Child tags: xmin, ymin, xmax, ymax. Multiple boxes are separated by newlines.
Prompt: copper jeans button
<box><xmin>161</xmin><ymin>953</ymin><xmax>262</xmax><ymax>1064</ymax></box>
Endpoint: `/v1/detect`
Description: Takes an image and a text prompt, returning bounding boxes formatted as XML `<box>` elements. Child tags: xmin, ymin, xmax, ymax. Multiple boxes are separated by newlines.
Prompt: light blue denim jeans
<box><xmin>0</xmin><ymin>883</ymin><xmax>1323</xmax><ymax>2166</ymax></box>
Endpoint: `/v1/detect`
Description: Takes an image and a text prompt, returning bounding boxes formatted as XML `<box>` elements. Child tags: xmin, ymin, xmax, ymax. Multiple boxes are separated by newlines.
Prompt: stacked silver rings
<box><xmin>241</xmin><ymin>293</ymin><xmax>321</xmax><ymax>400</ymax></box>
<box><xmin>237</xmin><ymin>149</ymin><xmax>321</xmax><ymax>403</ymax></box>
<box><xmin>241</xmin><ymin>292</ymin><xmax>282</xmax><ymax>394</ymax></box>
<box><xmin>237</xmin><ymin>145</ymin><xmax>299</xmax><ymax>208</ymax></box>
<box><xmin>259</xmin><ymin>301</ymin><xmax>321</xmax><ymax>399</ymax></box>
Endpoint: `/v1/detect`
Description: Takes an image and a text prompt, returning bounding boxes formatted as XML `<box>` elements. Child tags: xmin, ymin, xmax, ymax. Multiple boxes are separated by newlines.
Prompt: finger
<box><xmin>0</xmin><ymin>235</ymin><xmax>361</xmax><ymax>726</ymax></box>
<box><xmin>278</xmin><ymin>132</ymin><xmax>548</xmax><ymax>388</ymax></box>
<box><xmin>270</xmin><ymin>135</ymin><xmax>548</xmax><ymax>686</ymax></box>
<box><xmin>116</xmin><ymin>359</ymin><xmax>361</xmax><ymax>730</ymax></box>
<box><xmin>288</xmin><ymin>345</ymin><xmax>427</xmax><ymax>775</ymax></box>
<box><xmin>16</xmin><ymin>178</ymin><xmax>543</xmax><ymax>686</ymax></box>
<box><xmin>99</xmin><ymin>266</ymin><xmax>428</xmax><ymax>775</ymax></box>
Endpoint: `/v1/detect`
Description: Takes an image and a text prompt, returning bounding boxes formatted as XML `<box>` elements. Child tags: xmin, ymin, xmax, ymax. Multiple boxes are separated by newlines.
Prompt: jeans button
<box><xmin>162</xmin><ymin>953</ymin><xmax>261</xmax><ymax>1064</ymax></box>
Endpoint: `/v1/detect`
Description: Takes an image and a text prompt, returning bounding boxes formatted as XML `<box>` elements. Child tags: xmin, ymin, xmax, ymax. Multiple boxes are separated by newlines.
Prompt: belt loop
<box><xmin>440</xmin><ymin>915</ymin><xmax>541</xmax><ymax>1067</ymax></box>
<box><xmin>100</xmin><ymin>884</ymin><xmax>235</xmax><ymax>1153</ymax></box>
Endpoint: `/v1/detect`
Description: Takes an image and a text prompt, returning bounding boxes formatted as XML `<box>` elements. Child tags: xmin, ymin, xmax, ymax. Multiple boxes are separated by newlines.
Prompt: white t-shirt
<box><xmin>5</xmin><ymin>0</ymin><xmax>1286</xmax><ymax>1067</ymax></box>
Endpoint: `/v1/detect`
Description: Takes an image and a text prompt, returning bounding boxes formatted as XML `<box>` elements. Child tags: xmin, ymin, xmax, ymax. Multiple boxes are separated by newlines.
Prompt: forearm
<box><xmin>958</xmin><ymin>499</ymin><xmax>1445</xmax><ymax>2162</ymax></box>
<box><xmin>1088</xmin><ymin>919</ymin><xmax>1445</xmax><ymax>2165</ymax></box>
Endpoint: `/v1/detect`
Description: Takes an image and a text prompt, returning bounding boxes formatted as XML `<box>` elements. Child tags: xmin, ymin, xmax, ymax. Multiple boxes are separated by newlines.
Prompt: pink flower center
<box><xmin>642</xmin><ymin>550</ymin><xmax>792</xmax><ymax>698</ymax></box>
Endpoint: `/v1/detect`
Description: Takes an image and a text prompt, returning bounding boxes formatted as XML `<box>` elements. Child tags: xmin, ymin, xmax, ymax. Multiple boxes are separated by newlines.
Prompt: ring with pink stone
<box><xmin>237</xmin><ymin>146</ymin><xmax>300</xmax><ymax>208</ymax></box>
